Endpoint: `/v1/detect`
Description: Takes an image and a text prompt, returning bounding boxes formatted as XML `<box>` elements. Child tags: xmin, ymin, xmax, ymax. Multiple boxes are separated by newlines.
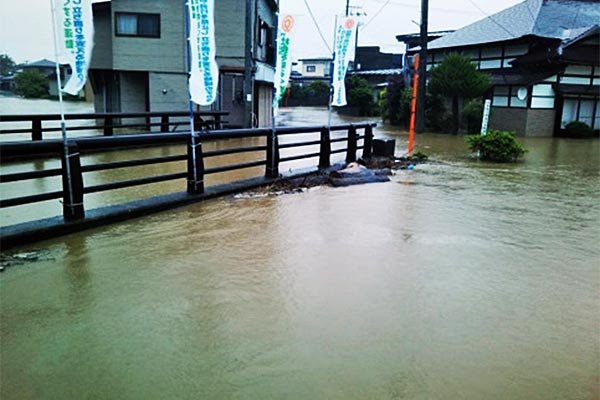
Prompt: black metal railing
<box><xmin>0</xmin><ymin>111</ymin><xmax>229</xmax><ymax>141</ymax></box>
<box><xmin>0</xmin><ymin>123</ymin><xmax>375</xmax><ymax>223</ymax></box>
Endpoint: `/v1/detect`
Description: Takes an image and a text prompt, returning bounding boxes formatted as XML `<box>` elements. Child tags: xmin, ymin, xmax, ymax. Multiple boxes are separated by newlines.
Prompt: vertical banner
<box><xmin>273</xmin><ymin>15</ymin><xmax>295</xmax><ymax>116</ymax></box>
<box><xmin>54</xmin><ymin>0</ymin><xmax>94</xmax><ymax>95</ymax></box>
<box><xmin>480</xmin><ymin>99</ymin><xmax>491</xmax><ymax>135</ymax></box>
<box><xmin>188</xmin><ymin>0</ymin><xmax>219</xmax><ymax>106</ymax></box>
<box><xmin>331</xmin><ymin>17</ymin><xmax>357</xmax><ymax>107</ymax></box>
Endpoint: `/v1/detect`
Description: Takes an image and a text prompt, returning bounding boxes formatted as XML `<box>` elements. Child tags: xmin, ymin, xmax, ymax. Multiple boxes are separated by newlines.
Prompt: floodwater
<box><xmin>1</xmin><ymin>100</ymin><xmax>599</xmax><ymax>399</ymax></box>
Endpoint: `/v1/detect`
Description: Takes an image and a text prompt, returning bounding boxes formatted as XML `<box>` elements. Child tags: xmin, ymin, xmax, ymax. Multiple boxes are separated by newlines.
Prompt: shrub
<box><xmin>346</xmin><ymin>75</ymin><xmax>375</xmax><ymax>116</ymax></box>
<box><xmin>462</xmin><ymin>100</ymin><xmax>484</xmax><ymax>134</ymax></box>
<box><xmin>564</xmin><ymin>121</ymin><xmax>594</xmax><ymax>138</ymax></box>
<box><xmin>466</xmin><ymin>130</ymin><xmax>527</xmax><ymax>162</ymax></box>
<box><xmin>307</xmin><ymin>81</ymin><xmax>330</xmax><ymax>98</ymax></box>
<box><xmin>15</xmin><ymin>69</ymin><xmax>49</xmax><ymax>98</ymax></box>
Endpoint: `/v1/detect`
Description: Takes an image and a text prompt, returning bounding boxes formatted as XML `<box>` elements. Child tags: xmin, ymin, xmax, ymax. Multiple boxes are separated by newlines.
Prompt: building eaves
<box><xmin>353</xmin><ymin>68</ymin><xmax>403</xmax><ymax>76</ymax></box>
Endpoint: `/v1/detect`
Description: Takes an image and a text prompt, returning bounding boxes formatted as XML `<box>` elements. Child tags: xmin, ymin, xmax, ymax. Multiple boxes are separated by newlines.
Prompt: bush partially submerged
<box><xmin>466</xmin><ymin>130</ymin><xmax>527</xmax><ymax>162</ymax></box>
<box><xmin>564</xmin><ymin>121</ymin><xmax>595</xmax><ymax>138</ymax></box>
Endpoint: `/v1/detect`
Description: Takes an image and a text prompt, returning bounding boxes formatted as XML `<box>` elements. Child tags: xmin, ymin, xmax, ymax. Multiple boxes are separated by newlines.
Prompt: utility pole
<box><xmin>416</xmin><ymin>0</ymin><xmax>428</xmax><ymax>133</ymax></box>
<box><xmin>244</xmin><ymin>0</ymin><xmax>255</xmax><ymax>128</ymax></box>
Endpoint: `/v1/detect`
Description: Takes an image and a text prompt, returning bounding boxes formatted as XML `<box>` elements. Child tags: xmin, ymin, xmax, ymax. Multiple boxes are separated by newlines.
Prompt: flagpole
<box><xmin>50</xmin><ymin>0</ymin><xmax>76</xmax><ymax>215</ymax></box>
<box><xmin>185</xmin><ymin>0</ymin><xmax>199</xmax><ymax>191</ymax></box>
<box><xmin>327</xmin><ymin>15</ymin><xmax>338</xmax><ymax>130</ymax></box>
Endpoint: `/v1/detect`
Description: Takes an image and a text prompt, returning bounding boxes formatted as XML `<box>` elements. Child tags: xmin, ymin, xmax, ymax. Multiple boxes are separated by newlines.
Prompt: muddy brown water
<box><xmin>1</xmin><ymin>101</ymin><xmax>599</xmax><ymax>399</ymax></box>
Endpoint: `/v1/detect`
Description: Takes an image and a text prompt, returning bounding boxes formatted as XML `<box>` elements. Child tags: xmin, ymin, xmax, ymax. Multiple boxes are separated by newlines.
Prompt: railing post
<box><xmin>187</xmin><ymin>133</ymin><xmax>205</xmax><ymax>194</ymax></box>
<box><xmin>363</xmin><ymin>125</ymin><xmax>374</xmax><ymax>158</ymax></box>
<box><xmin>319</xmin><ymin>127</ymin><xmax>331</xmax><ymax>168</ymax></box>
<box><xmin>346</xmin><ymin>125</ymin><xmax>357</xmax><ymax>163</ymax></box>
<box><xmin>61</xmin><ymin>141</ymin><xmax>85</xmax><ymax>221</ymax></box>
<box><xmin>32</xmin><ymin>118</ymin><xmax>42</xmax><ymax>141</ymax></box>
<box><xmin>160</xmin><ymin>115</ymin><xmax>170</xmax><ymax>133</ymax></box>
<box><xmin>266</xmin><ymin>128</ymin><xmax>280</xmax><ymax>178</ymax></box>
<box><xmin>193</xmin><ymin>113</ymin><xmax>202</xmax><ymax>132</ymax></box>
<box><xmin>104</xmin><ymin>115</ymin><xmax>113</xmax><ymax>136</ymax></box>
<box><xmin>214</xmin><ymin>114</ymin><xmax>222</xmax><ymax>130</ymax></box>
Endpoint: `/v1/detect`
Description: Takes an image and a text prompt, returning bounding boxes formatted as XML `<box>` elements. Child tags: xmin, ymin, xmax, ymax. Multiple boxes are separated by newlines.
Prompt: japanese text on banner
<box><xmin>273</xmin><ymin>15</ymin><xmax>295</xmax><ymax>115</ymax></box>
<box><xmin>55</xmin><ymin>0</ymin><xmax>94</xmax><ymax>95</ymax></box>
<box><xmin>331</xmin><ymin>17</ymin><xmax>357</xmax><ymax>107</ymax></box>
<box><xmin>188</xmin><ymin>0</ymin><xmax>219</xmax><ymax>106</ymax></box>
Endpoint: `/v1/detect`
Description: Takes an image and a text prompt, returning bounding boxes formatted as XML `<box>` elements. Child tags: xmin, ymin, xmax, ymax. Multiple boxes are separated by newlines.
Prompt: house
<box><xmin>350</xmin><ymin>46</ymin><xmax>403</xmax><ymax>101</ymax></box>
<box><xmin>0</xmin><ymin>75</ymin><xmax>16</xmax><ymax>92</ymax></box>
<box><xmin>18</xmin><ymin>59</ymin><xmax>84</xmax><ymax>98</ymax></box>
<box><xmin>397</xmin><ymin>0</ymin><xmax>599</xmax><ymax>136</ymax></box>
<box><xmin>292</xmin><ymin>57</ymin><xmax>332</xmax><ymax>85</ymax></box>
<box><xmin>89</xmin><ymin>0</ymin><xmax>278</xmax><ymax>128</ymax></box>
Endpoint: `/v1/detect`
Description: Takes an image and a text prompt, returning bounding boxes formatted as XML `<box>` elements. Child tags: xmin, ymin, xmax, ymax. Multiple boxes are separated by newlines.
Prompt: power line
<box><xmin>363</xmin><ymin>0</ymin><xmax>482</xmax><ymax>15</ymax></box>
<box><xmin>360</xmin><ymin>0</ymin><xmax>392</xmax><ymax>31</ymax></box>
<box><xmin>302</xmin><ymin>0</ymin><xmax>332</xmax><ymax>53</ymax></box>
<box><xmin>466</xmin><ymin>0</ymin><xmax>516</xmax><ymax>37</ymax></box>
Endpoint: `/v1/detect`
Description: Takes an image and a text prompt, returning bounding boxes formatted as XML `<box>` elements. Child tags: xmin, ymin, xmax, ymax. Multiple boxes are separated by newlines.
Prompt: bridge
<box><xmin>0</xmin><ymin>112</ymin><xmax>377</xmax><ymax>249</ymax></box>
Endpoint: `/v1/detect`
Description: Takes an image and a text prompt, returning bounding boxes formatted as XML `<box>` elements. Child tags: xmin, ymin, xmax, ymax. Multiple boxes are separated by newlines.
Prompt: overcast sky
<box><xmin>0</xmin><ymin>0</ymin><xmax>522</xmax><ymax>64</ymax></box>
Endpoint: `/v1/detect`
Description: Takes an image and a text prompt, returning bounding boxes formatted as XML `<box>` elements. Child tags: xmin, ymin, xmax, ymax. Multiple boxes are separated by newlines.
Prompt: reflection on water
<box><xmin>1</xmin><ymin>106</ymin><xmax>599</xmax><ymax>399</ymax></box>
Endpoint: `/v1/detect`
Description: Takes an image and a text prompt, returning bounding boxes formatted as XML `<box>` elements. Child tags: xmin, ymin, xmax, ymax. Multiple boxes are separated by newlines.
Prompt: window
<box><xmin>561</xmin><ymin>96</ymin><xmax>599</xmax><ymax>129</ymax></box>
<box><xmin>306</xmin><ymin>65</ymin><xmax>316</xmax><ymax>73</ymax></box>
<box><xmin>559</xmin><ymin>65</ymin><xmax>595</xmax><ymax>85</ymax></box>
<box><xmin>531</xmin><ymin>84</ymin><xmax>555</xmax><ymax>109</ymax></box>
<box><xmin>492</xmin><ymin>86</ymin><xmax>509</xmax><ymax>107</ymax></box>
<box><xmin>492</xmin><ymin>86</ymin><xmax>528</xmax><ymax>108</ymax></box>
<box><xmin>115</xmin><ymin>13</ymin><xmax>160</xmax><ymax>38</ymax></box>
<box><xmin>256</xmin><ymin>19</ymin><xmax>275</xmax><ymax>65</ymax></box>
<box><xmin>480</xmin><ymin>59</ymin><xmax>502</xmax><ymax>69</ymax></box>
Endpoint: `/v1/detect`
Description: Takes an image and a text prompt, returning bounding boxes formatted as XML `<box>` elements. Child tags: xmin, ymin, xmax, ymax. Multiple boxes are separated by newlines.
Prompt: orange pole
<box><xmin>408</xmin><ymin>54</ymin><xmax>419</xmax><ymax>156</ymax></box>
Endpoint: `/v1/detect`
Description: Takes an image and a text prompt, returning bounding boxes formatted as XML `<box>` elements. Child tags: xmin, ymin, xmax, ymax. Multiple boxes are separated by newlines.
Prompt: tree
<box><xmin>462</xmin><ymin>100</ymin><xmax>484</xmax><ymax>134</ymax></box>
<box><xmin>428</xmin><ymin>53</ymin><xmax>490</xmax><ymax>134</ymax></box>
<box><xmin>345</xmin><ymin>75</ymin><xmax>374</xmax><ymax>116</ymax></box>
<box><xmin>15</xmin><ymin>70</ymin><xmax>49</xmax><ymax>98</ymax></box>
<box><xmin>0</xmin><ymin>54</ymin><xmax>16</xmax><ymax>76</ymax></box>
<box><xmin>380</xmin><ymin>76</ymin><xmax>410</xmax><ymax>125</ymax></box>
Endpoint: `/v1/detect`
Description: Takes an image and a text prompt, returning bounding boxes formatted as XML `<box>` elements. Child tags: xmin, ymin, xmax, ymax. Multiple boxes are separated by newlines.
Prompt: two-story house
<box><xmin>397</xmin><ymin>0</ymin><xmax>599</xmax><ymax>136</ymax></box>
<box><xmin>292</xmin><ymin>57</ymin><xmax>333</xmax><ymax>86</ymax></box>
<box><xmin>89</xmin><ymin>0</ymin><xmax>277</xmax><ymax>128</ymax></box>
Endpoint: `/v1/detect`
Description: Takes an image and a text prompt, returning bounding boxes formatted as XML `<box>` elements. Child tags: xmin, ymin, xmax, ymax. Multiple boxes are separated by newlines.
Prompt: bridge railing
<box><xmin>0</xmin><ymin>111</ymin><xmax>229</xmax><ymax>141</ymax></box>
<box><xmin>0</xmin><ymin>123</ymin><xmax>375</xmax><ymax>223</ymax></box>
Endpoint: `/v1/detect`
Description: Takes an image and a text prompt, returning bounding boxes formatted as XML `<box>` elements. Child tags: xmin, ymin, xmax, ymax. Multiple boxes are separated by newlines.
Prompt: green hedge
<box><xmin>466</xmin><ymin>130</ymin><xmax>527</xmax><ymax>162</ymax></box>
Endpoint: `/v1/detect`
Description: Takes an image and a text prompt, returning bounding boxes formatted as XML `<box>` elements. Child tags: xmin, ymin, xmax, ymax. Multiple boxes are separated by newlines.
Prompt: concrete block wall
<box><xmin>149</xmin><ymin>72</ymin><xmax>188</xmax><ymax>112</ymax></box>
<box><xmin>119</xmin><ymin>71</ymin><xmax>147</xmax><ymax>125</ymax></box>
<box><xmin>90</xmin><ymin>3</ymin><xmax>113</xmax><ymax>70</ymax></box>
<box><xmin>112</xmin><ymin>0</ymin><xmax>187</xmax><ymax>73</ymax></box>
<box><xmin>489</xmin><ymin>107</ymin><xmax>528</xmax><ymax>135</ymax></box>
<box><xmin>215</xmin><ymin>0</ymin><xmax>246</xmax><ymax>68</ymax></box>
<box><xmin>526</xmin><ymin>109</ymin><xmax>555</xmax><ymax>137</ymax></box>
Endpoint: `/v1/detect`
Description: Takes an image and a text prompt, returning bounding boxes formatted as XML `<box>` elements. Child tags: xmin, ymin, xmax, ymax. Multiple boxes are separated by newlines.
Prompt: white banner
<box><xmin>273</xmin><ymin>15</ymin><xmax>295</xmax><ymax>116</ymax></box>
<box><xmin>188</xmin><ymin>0</ymin><xmax>219</xmax><ymax>106</ymax></box>
<box><xmin>331</xmin><ymin>17</ymin><xmax>357</xmax><ymax>107</ymax></box>
<box><xmin>481</xmin><ymin>99</ymin><xmax>491</xmax><ymax>135</ymax></box>
<box><xmin>53</xmin><ymin>0</ymin><xmax>94</xmax><ymax>95</ymax></box>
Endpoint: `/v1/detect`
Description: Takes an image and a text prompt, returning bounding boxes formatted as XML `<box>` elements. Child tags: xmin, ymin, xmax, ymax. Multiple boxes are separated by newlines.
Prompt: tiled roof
<box><xmin>428</xmin><ymin>0</ymin><xmax>600</xmax><ymax>50</ymax></box>
<box><xmin>22</xmin><ymin>59</ymin><xmax>57</xmax><ymax>69</ymax></box>
<box><xmin>353</xmin><ymin>68</ymin><xmax>404</xmax><ymax>76</ymax></box>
